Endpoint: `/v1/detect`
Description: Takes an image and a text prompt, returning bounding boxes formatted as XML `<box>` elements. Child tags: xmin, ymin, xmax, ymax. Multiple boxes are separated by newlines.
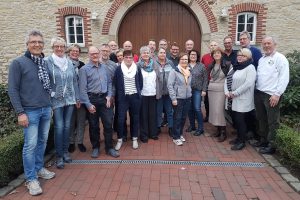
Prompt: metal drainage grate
<box><xmin>71</xmin><ymin>159</ymin><xmax>264</xmax><ymax>168</ymax></box>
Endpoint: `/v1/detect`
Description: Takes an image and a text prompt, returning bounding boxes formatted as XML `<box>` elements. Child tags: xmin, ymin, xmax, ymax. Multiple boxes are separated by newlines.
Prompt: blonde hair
<box><xmin>238</xmin><ymin>48</ymin><xmax>252</xmax><ymax>59</ymax></box>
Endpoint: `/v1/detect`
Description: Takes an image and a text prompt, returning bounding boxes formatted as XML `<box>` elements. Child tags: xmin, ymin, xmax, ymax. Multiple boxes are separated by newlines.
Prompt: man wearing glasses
<box><xmin>8</xmin><ymin>30</ymin><xmax>55</xmax><ymax>196</ymax></box>
<box><xmin>167</xmin><ymin>42</ymin><xmax>180</xmax><ymax>68</ymax></box>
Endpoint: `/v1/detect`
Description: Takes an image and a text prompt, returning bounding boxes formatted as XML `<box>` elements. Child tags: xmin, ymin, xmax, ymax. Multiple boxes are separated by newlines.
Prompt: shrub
<box><xmin>275</xmin><ymin>124</ymin><xmax>300</xmax><ymax>167</ymax></box>
<box><xmin>0</xmin><ymin>84</ymin><xmax>19</xmax><ymax>138</ymax></box>
<box><xmin>281</xmin><ymin>50</ymin><xmax>300</xmax><ymax>128</ymax></box>
<box><xmin>0</xmin><ymin>130</ymin><xmax>24</xmax><ymax>187</ymax></box>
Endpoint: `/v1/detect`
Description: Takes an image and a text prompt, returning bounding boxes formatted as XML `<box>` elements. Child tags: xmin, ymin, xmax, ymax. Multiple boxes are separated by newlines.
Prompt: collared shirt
<box><xmin>256</xmin><ymin>51</ymin><xmax>289</xmax><ymax>96</ymax></box>
<box><xmin>223</xmin><ymin>49</ymin><xmax>237</xmax><ymax>66</ymax></box>
<box><xmin>79</xmin><ymin>61</ymin><xmax>112</xmax><ymax>108</ymax></box>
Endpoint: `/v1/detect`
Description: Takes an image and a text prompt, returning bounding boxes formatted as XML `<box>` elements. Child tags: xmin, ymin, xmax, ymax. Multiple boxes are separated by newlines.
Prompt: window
<box><xmin>65</xmin><ymin>16</ymin><xmax>85</xmax><ymax>46</ymax></box>
<box><xmin>236</xmin><ymin>12</ymin><xmax>257</xmax><ymax>44</ymax></box>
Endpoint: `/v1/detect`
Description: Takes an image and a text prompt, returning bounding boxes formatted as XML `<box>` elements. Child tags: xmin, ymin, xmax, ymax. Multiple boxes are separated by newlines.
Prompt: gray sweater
<box><xmin>8</xmin><ymin>55</ymin><xmax>51</xmax><ymax>114</ymax></box>
<box><xmin>190</xmin><ymin>62</ymin><xmax>208</xmax><ymax>91</ymax></box>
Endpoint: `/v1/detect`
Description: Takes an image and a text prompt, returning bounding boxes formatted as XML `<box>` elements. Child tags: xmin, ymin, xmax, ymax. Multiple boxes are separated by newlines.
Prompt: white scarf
<box><xmin>52</xmin><ymin>53</ymin><xmax>68</xmax><ymax>72</ymax></box>
<box><xmin>121</xmin><ymin>61</ymin><xmax>137</xmax><ymax>78</ymax></box>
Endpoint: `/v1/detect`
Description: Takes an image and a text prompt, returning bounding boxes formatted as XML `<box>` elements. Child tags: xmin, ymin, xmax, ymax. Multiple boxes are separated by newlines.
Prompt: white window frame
<box><xmin>235</xmin><ymin>12</ymin><xmax>257</xmax><ymax>45</ymax></box>
<box><xmin>65</xmin><ymin>15</ymin><xmax>85</xmax><ymax>47</ymax></box>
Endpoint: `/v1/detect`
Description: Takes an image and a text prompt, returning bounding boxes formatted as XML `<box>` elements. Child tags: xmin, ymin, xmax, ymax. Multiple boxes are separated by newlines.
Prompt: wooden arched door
<box><xmin>118</xmin><ymin>0</ymin><xmax>201</xmax><ymax>55</ymax></box>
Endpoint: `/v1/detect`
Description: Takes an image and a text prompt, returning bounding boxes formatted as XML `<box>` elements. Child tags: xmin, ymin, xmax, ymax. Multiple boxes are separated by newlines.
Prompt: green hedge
<box><xmin>0</xmin><ymin>130</ymin><xmax>24</xmax><ymax>187</ymax></box>
<box><xmin>275</xmin><ymin>125</ymin><xmax>300</xmax><ymax>167</ymax></box>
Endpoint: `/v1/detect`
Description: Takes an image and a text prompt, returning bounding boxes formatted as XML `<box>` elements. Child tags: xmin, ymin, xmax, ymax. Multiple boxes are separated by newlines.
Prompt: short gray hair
<box><xmin>50</xmin><ymin>37</ymin><xmax>66</xmax><ymax>47</ymax></box>
<box><xmin>67</xmin><ymin>44</ymin><xmax>81</xmax><ymax>53</ymax></box>
<box><xmin>240</xmin><ymin>31</ymin><xmax>251</xmax><ymax>39</ymax></box>
<box><xmin>140</xmin><ymin>46</ymin><xmax>150</xmax><ymax>54</ymax></box>
<box><xmin>25</xmin><ymin>30</ymin><xmax>43</xmax><ymax>45</ymax></box>
<box><xmin>262</xmin><ymin>36</ymin><xmax>277</xmax><ymax>45</ymax></box>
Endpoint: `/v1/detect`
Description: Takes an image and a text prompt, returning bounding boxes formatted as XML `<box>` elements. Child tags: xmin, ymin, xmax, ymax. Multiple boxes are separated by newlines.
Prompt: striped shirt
<box><xmin>124</xmin><ymin>75</ymin><xmax>137</xmax><ymax>95</ymax></box>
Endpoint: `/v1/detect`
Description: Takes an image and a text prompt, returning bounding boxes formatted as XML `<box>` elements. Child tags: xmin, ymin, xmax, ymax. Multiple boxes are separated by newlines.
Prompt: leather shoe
<box><xmin>68</xmin><ymin>144</ymin><xmax>75</xmax><ymax>153</ymax></box>
<box><xmin>78</xmin><ymin>144</ymin><xmax>86</xmax><ymax>152</ymax></box>
<box><xmin>91</xmin><ymin>148</ymin><xmax>99</xmax><ymax>158</ymax></box>
<box><xmin>193</xmin><ymin>130</ymin><xmax>204</xmax><ymax>136</ymax></box>
<box><xmin>122</xmin><ymin>137</ymin><xmax>127</xmax><ymax>142</ymax></box>
<box><xmin>107</xmin><ymin>148</ymin><xmax>120</xmax><ymax>158</ymax></box>
<box><xmin>229</xmin><ymin>138</ymin><xmax>238</xmax><ymax>145</ymax></box>
<box><xmin>140</xmin><ymin>138</ymin><xmax>148</xmax><ymax>143</ymax></box>
<box><xmin>251</xmin><ymin>141</ymin><xmax>268</xmax><ymax>148</ymax></box>
<box><xmin>150</xmin><ymin>136</ymin><xmax>158</xmax><ymax>140</ymax></box>
<box><xmin>259</xmin><ymin>146</ymin><xmax>276</xmax><ymax>154</ymax></box>
<box><xmin>186</xmin><ymin>126</ymin><xmax>196</xmax><ymax>133</ymax></box>
<box><xmin>231</xmin><ymin>142</ymin><xmax>245</xmax><ymax>150</ymax></box>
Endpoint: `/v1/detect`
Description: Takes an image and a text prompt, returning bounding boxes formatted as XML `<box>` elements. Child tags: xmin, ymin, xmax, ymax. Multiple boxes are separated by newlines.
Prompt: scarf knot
<box><xmin>141</xmin><ymin>58</ymin><xmax>154</xmax><ymax>72</ymax></box>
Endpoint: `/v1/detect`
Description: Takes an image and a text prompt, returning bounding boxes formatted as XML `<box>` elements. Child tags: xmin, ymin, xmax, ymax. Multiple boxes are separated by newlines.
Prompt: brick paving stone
<box><xmin>211</xmin><ymin>187</ymin><xmax>226</xmax><ymax>200</ymax></box>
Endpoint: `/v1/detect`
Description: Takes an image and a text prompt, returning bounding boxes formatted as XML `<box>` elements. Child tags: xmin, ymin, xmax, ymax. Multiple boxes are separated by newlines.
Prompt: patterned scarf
<box><xmin>141</xmin><ymin>58</ymin><xmax>154</xmax><ymax>72</ymax></box>
<box><xmin>179</xmin><ymin>65</ymin><xmax>190</xmax><ymax>85</ymax></box>
<box><xmin>25</xmin><ymin>50</ymin><xmax>51</xmax><ymax>94</ymax></box>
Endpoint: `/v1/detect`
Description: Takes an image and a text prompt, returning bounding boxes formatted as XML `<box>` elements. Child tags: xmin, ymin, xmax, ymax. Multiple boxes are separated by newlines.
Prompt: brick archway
<box><xmin>228</xmin><ymin>3</ymin><xmax>268</xmax><ymax>44</ymax></box>
<box><xmin>101</xmin><ymin>0</ymin><xmax>218</xmax><ymax>35</ymax></box>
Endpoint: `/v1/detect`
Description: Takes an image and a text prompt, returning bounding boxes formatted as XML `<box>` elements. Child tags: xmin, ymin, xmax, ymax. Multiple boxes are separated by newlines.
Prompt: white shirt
<box><xmin>141</xmin><ymin>69</ymin><xmax>156</xmax><ymax>96</ymax></box>
<box><xmin>256</xmin><ymin>52</ymin><xmax>289</xmax><ymax>96</ymax></box>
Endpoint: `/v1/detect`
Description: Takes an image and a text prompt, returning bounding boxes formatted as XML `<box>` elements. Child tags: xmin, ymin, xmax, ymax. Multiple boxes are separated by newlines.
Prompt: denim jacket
<box><xmin>45</xmin><ymin>56</ymin><xmax>79</xmax><ymax>109</ymax></box>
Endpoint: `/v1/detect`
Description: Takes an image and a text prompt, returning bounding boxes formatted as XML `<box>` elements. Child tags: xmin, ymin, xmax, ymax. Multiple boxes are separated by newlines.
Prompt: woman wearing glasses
<box><xmin>168</xmin><ymin>53</ymin><xmax>192</xmax><ymax>146</ymax></box>
<box><xmin>45</xmin><ymin>37</ymin><xmax>79</xmax><ymax>169</ymax></box>
<box><xmin>225</xmin><ymin>48</ymin><xmax>256</xmax><ymax>150</ymax></box>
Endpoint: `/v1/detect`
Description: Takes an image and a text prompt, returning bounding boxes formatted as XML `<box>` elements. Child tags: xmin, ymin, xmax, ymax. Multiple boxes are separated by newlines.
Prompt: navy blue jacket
<box><xmin>114</xmin><ymin>65</ymin><xmax>143</xmax><ymax>102</ymax></box>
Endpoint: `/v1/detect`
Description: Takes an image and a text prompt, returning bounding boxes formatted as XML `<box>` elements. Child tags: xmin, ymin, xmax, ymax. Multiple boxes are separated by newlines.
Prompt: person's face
<box><xmin>239</xmin><ymin>34</ymin><xmax>250</xmax><ymax>48</ymax></box>
<box><xmin>141</xmin><ymin>51</ymin><xmax>150</xmax><ymax>61</ymax></box>
<box><xmin>237</xmin><ymin>52</ymin><xmax>248</xmax><ymax>63</ymax></box>
<box><xmin>123</xmin><ymin>42</ymin><xmax>132</xmax><ymax>50</ymax></box>
<box><xmin>223</xmin><ymin>38</ymin><xmax>233</xmax><ymax>51</ymax></box>
<box><xmin>213</xmin><ymin>51</ymin><xmax>222</xmax><ymax>61</ymax></box>
<box><xmin>100</xmin><ymin>46</ymin><xmax>110</xmax><ymax>60</ymax></box>
<box><xmin>116</xmin><ymin>52</ymin><xmax>123</xmax><ymax>63</ymax></box>
<box><xmin>210</xmin><ymin>41</ymin><xmax>218</xmax><ymax>52</ymax></box>
<box><xmin>52</xmin><ymin>42</ymin><xmax>65</xmax><ymax>57</ymax></box>
<box><xmin>179</xmin><ymin>55</ymin><xmax>188</xmax><ymax>68</ymax></box>
<box><xmin>89</xmin><ymin>47</ymin><xmax>100</xmax><ymax>64</ymax></box>
<box><xmin>189</xmin><ymin>51</ymin><xmax>197</xmax><ymax>62</ymax></box>
<box><xmin>158</xmin><ymin>48</ymin><xmax>166</xmax><ymax>60</ymax></box>
<box><xmin>262</xmin><ymin>38</ymin><xmax>276</xmax><ymax>56</ymax></box>
<box><xmin>148</xmin><ymin>41</ymin><xmax>156</xmax><ymax>52</ymax></box>
<box><xmin>123</xmin><ymin>54</ymin><xmax>133</xmax><ymax>67</ymax></box>
<box><xmin>108</xmin><ymin>41</ymin><xmax>118</xmax><ymax>51</ymax></box>
<box><xmin>27</xmin><ymin>35</ymin><xmax>44</xmax><ymax>56</ymax></box>
<box><xmin>170</xmin><ymin>45</ymin><xmax>179</xmax><ymax>57</ymax></box>
<box><xmin>69</xmin><ymin>47</ymin><xmax>80</xmax><ymax>60</ymax></box>
<box><xmin>185</xmin><ymin>40</ymin><xmax>194</xmax><ymax>51</ymax></box>
<box><xmin>159</xmin><ymin>41</ymin><xmax>168</xmax><ymax>50</ymax></box>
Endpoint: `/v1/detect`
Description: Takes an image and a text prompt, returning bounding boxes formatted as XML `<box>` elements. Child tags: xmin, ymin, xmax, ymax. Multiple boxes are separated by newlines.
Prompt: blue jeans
<box><xmin>157</xmin><ymin>95</ymin><xmax>173</xmax><ymax>128</ymax></box>
<box><xmin>23</xmin><ymin>107</ymin><xmax>52</xmax><ymax>181</ymax></box>
<box><xmin>173</xmin><ymin>98</ymin><xmax>191</xmax><ymax>139</ymax></box>
<box><xmin>188</xmin><ymin>90</ymin><xmax>204</xmax><ymax>131</ymax></box>
<box><xmin>53</xmin><ymin>105</ymin><xmax>74</xmax><ymax>158</ymax></box>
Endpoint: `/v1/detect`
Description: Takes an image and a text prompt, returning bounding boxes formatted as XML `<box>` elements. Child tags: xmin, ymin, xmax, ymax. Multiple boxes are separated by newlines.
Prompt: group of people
<box><xmin>8</xmin><ymin>29</ymin><xmax>289</xmax><ymax>196</ymax></box>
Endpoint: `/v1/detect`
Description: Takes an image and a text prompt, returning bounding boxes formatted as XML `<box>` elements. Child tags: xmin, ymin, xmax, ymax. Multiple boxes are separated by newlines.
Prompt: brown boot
<box><xmin>217</xmin><ymin>126</ymin><xmax>227</xmax><ymax>142</ymax></box>
<box><xmin>213</xmin><ymin>126</ymin><xmax>221</xmax><ymax>137</ymax></box>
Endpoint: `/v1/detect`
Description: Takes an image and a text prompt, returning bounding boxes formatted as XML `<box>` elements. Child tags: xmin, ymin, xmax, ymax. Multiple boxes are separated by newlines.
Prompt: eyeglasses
<box><xmin>180</xmin><ymin>58</ymin><xmax>188</xmax><ymax>61</ymax></box>
<box><xmin>53</xmin><ymin>45</ymin><xmax>65</xmax><ymax>49</ymax></box>
<box><xmin>29</xmin><ymin>41</ymin><xmax>44</xmax><ymax>45</ymax></box>
<box><xmin>70</xmin><ymin>50</ymin><xmax>79</xmax><ymax>53</ymax></box>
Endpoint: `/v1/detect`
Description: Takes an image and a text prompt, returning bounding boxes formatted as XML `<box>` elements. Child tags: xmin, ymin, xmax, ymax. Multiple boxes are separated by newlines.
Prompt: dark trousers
<box><xmin>204</xmin><ymin>93</ymin><xmax>209</xmax><ymax>118</ymax></box>
<box><xmin>172</xmin><ymin>98</ymin><xmax>191</xmax><ymax>139</ymax></box>
<box><xmin>117</xmin><ymin>94</ymin><xmax>141</xmax><ymax>139</ymax></box>
<box><xmin>254</xmin><ymin>90</ymin><xmax>281</xmax><ymax>146</ymax></box>
<box><xmin>232</xmin><ymin>111</ymin><xmax>248</xmax><ymax>143</ymax></box>
<box><xmin>88</xmin><ymin>94</ymin><xmax>113</xmax><ymax>152</ymax></box>
<box><xmin>113</xmin><ymin>98</ymin><xmax>128</xmax><ymax>138</ymax></box>
<box><xmin>140</xmin><ymin>95</ymin><xmax>157</xmax><ymax>140</ymax></box>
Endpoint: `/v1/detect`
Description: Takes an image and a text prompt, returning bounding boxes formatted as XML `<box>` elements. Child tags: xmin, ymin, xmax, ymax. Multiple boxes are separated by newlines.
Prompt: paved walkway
<box><xmin>3</xmin><ymin>122</ymin><xmax>300</xmax><ymax>200</ymax></box>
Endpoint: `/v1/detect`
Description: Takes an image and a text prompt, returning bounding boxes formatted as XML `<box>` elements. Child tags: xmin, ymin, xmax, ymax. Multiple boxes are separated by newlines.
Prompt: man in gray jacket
<box><xmin>8</xmin><ymin>30</ymin><xmax>55</xmax><ymax>196</ymax></box>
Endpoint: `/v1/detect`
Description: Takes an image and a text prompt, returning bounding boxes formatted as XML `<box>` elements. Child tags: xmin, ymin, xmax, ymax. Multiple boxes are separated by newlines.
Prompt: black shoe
<box><xmin>251</xmin><ymin>141</ymin><xmax>268</xmax><ymax>148</ymax></box>
<box><xmin>122</xmin><ymin>137</ymin><xmax>127</xmax><ymax>142</ymax></box>
<box><xmin>78</xmin><ymin>144</ymin><xmax>86</xmax><ymax>152</ymax></box>
<box><xmin>150</xmin><ymin>136</ymin><xmax>159</xmax><ymax>140</ymax></box>
<box><xmin>68</xmin><ymin>144</ymin><xmax>75</xmax><ymax>153</ymax></box>
<box><xmin>229</xmin><ymin>138</ymin><xmax>238</xmax><ymax>145</ymax></box>
<box><xmin>140</xmin><ymin>138</ymin><xmax>148</xmax><ymax>143</ymax></box>
<box><xmin>186</xmin><ymin>126</ymin><xmax>196</xmax><ymax>133</ymax></box>
<box><xmin>161</xmin><ymin>121</ymin><xmax>168</xmax><ymax>127</ymax></box>
<box><xmin>107</xmin><ymin>148</ymin><xmax>120</xmax><ymax>158</ymax></box>
<box><xmin>193</xmin><ymin>130</ymin><xmax>204</xmax><ymax>136</ymax></box>
<box><xmin>203</xmin><ymin>117</ymin><xmax>208</xmax><ymax>122</ymax></box>
<box><xmin>259</xmin><ymin>146</ymin><xmax>276</xmax><ymax>154</ymax></box>
<box><xmin>168</xmin><ymin>128</ymin><xmax>173</xmax><ymax>137</ymax></box>
<box><xmin>231</xmin><ymin>142</ymin><xmax>245</xmax><ymax>150</ymax></box>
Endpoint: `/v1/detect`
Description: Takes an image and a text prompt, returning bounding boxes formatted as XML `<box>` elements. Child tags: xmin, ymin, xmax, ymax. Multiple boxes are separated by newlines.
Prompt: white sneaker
<box><xmin>25</xmin><ymin>180</ymin><xmax>42</xmax><ymax>196</ymax></box>
<box><xmin>115</xmin><ymin>139</ymin><xmax>123</xmax><ymax>150</ymax></box>
<box><xmin>173</xmin><ymin>139</ymin><xmax>183</xmax><ymax>146</ymax></box>
<box><xmin>132</xmin><ymin>137</ymin><xmax>139</xmax><ymax>149</ymax></box>
<box><xmin>180</xmin><ymin>136</ymin><xmax>186</xmax><ymax>142</ymax></box>
<box><xmin>37</xmin><ymin>168</ymin><xmax>55</xmax><ymax>180</ymax></box>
